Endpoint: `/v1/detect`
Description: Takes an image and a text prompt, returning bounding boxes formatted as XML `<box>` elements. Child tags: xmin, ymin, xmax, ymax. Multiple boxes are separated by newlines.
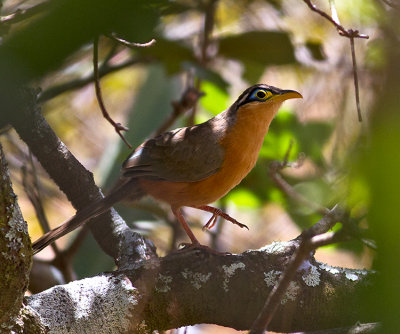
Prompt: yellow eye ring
<box><xmin>256</xmin><ymin>90</ymin><xmax>267</xmax><ymax>99</ymax></box>
<box><xmin>254</xmin><ymin>89</ymin><xmax>272</xmax><ymax>101</ymax></box>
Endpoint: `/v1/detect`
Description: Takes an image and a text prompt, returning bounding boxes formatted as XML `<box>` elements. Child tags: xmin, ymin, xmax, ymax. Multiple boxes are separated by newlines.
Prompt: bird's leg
<box><xmin>172</xmin><ymin>207</ymin><xmax>200</xmax><ymax>245</ymax></box>
<box><xmin>172</xmin><ymin>207</ymin><xmax>231</xmax><ymax>255</ymax></box>
<box><xmin>191</xmin><ymin>205</ymin><xmax>249</xmax><ymax>230</ymax></box>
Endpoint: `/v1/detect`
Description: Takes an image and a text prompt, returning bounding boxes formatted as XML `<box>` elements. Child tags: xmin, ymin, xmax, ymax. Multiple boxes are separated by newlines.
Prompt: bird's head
<box><xmin>235</xmin><ymin>84</ymin><xmax>302</xmax><ymax>108</ymax></box>
<box><xmin>226</xmin><ymin>84</ymin><xmax>302</xmax><ymax>123</ymax></box>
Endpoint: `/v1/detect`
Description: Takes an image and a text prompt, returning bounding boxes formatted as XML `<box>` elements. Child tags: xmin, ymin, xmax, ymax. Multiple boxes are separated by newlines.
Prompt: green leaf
<box><xmin>183</xmin><ymin>62</ymin><xmax>229</xmax><ymax>90</ymax></box>
<box><xmin>138</xmin><ymin>38</ymin><xmax>196</xmax><ymax>74</ymax></box>
<box><xmin>291</xmin><ymin>180</ymin><xmax>334</xmax><ymax>215</ymax></box>
<box><xmin>227</xmin><ymin>188</ymin><xmax>261</xmax><ymax>208</ymax></box>
<box><xmin>200</xmin><ymin>81</ymin><xmax>229</xmax><ymax>116</ymax></box>
<box><xmin>305</xmin><ymin>40</ymin><xmax>325</xmax><ymax>61</ymax></box>
<box><xmin>264</xmin><ymin>110</ymin><xmax>333</xmax><ymax>165</ymax></box>
<box><xmin>218</xmin><ymin>31</ymin><xmax>296</xmax><ymax>81</ymax></box>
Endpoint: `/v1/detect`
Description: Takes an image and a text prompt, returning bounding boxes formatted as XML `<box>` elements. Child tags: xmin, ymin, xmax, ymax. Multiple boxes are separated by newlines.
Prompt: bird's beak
<box><xmin>272</xmin><ymin>89</ymin><xmax>303</xmax><ymax>102</ymax></box>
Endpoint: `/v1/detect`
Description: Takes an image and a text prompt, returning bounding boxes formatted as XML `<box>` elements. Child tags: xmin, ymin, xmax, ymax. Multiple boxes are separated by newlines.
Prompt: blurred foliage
<box><xmin>218</xmin><ymin>31</ymin><xmax>296</xmax><ymax>82</ymax></box>
<box><xmin>1</xmin><ymin>0</ymin><xmax>398</xmax><ymax>330</ymax></box>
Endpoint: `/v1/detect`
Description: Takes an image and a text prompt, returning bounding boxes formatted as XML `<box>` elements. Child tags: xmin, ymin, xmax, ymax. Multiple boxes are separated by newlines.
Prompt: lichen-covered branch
<box><xmin>0</xmin><ymin>143</ymin><xmax>39</xmax><ymax>332</ymax></box>
<box><xmin>9</xmin><ymin>89</ymin><xmax>155</xmax><ymax>266</ymax></box>
<box><xmin>26</xmin><ymin>241</ymin><xmax>376</xmax><ymax>333</ymax></box>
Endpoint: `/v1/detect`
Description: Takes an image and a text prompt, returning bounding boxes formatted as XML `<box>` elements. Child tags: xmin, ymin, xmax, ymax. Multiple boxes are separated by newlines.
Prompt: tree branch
<box><xmin>0</xmin><ymin>143</ymin><xmax>34</xmax><ymax>329</ymax></box>
<box><xmin>250</xmin><ymin>206</ymin><xmax>345</xmax><ymax>333</ymax></box>
<box><xmin>302</xmin><ymin>0</ymin><xmax>368</xmax><ymax>122</ymax></box>
<box><xmin>9</xmin><ymin>88</ymin><xmax>156</xmax><ymax>266</ymax></box>
<box><xmin>26</xmin><ymin>242</ymin><xmax>376</xmax><ymax>333</ymax></box>
<box><xmin>38</xmin><ymin>56</ymin><xmax>151</xmax><ymax>103</ymax></box>
<box><xmin>93</xmin><ymin>37</ymin><xmax>132</xmax><ymax>148</ymax></box>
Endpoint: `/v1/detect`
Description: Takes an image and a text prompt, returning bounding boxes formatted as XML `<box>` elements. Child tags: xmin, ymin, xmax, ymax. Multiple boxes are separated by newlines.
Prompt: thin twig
<box><xmin>249</xmin><ymin>206</ymin><xmax>346</xmax><ymax>334</ymax></box>
<box><xmin>269</xmin><ymin>143</ymin><xmax>329</xmax><ymax>216</ymax></box>
<box><xmin>302</xmin><ymin>0</ymin><xmax>368</xmax><ymax>122</ymax></box>
<box><xmin>21</xmin><ymin>152</ymin><xmax>60</xmax><ymax>256</ymax></box>
<box><xmin>187</xmin><ymin>0</ymin><xmax>218</xmax><ymax>126</ymax></box>
<box><xmin>350</xmin><ymin>34</ymin><xmax>362</xmax><ymax>122</ymax></box>
<box><xmin>0</xmin><ymin>1</ymin><xmax>49</xmax><ymax>26</ymax></box>
<box><xmin>107</xmin><ymin>33</ymin><xmax>156</xmax><ymax>48</ymax></box>
<box><xmin>152</xmin><ymin>87</ymin><xmax>204</xmax><ymax>137</ymax></box>
<box><xmin>93</xmin><ymin>37</ymin><xmax>132</xmax><ymax>148</ymax></box>
<box><xmin>62</xmin><ymin>225</ymin><xmax>90</xmax><ymax>260</ymax></box>
<box><xmin>303</xmin><ymin>0</ymin><xmax>369</xmax><ymax>39</ymax></box>
<box><xmin>38</xmin><ymin>56</ymin><xmax>151</xmax><ymax>103</ymax></box>
<box><xmin>380</xmin><ymin>0</ymin><xmax>399</xmax><ymax>9</ymax></box>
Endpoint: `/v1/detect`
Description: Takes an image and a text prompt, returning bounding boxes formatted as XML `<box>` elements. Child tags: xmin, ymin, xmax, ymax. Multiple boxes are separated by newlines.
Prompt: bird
<box><xmin>32</xmin><ymin>84</ymin><xmax>302</xmax><ymax>254</ymax></box>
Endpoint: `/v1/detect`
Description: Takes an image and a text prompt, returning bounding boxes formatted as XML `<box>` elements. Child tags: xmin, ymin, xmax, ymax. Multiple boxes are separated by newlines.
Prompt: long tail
<box><xmin>32</xmin><ymin>179</ymin><xmax>143</xmax><ymax>254</ymax></box>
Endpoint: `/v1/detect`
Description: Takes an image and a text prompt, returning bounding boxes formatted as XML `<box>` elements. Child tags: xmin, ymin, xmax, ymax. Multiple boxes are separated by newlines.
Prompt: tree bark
<box><xmin>9</xmin><ymin>89</ymin><xmax>155</xmax><ymax>267</ymax></box>
<box><xmin>0</xmin><ymin>143</ymin><xmax>44</xmax><ymax>333</ymax></box>
<box><xmin>26</xmin><ymin>241</ymin><xmax>376</xmax><ymax>333</ymax></box>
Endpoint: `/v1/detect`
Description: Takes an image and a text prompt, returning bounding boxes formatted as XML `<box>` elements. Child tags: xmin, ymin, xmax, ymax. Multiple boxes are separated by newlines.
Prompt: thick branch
<box><xmin>26</xmin><ymin>242</ymin><xmax>375</xmax><ymax>333</ymax></box>
<box><xmin>9</xmin><ymin>89</ymin><xmax>155</xmax><ymax>266</ymax></box>
<box><xmin>0</xmin><ymin>143</ymin><xmax>36</xmax><ymax>331</ymax></box>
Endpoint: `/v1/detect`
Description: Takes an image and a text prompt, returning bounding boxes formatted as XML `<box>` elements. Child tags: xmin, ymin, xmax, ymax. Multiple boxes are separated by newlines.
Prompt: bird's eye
<box><xmin>251</xmin><ymin>89</ymin><xmax>272</xmax><ymax>101</ymax></box>
<box><xmin>256</xmin><ymin>90</ymin><xmax>267</xmax><ymax>99</ymax></box>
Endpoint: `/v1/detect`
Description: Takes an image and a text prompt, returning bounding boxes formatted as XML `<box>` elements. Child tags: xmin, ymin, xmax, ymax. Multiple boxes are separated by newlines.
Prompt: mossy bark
<box><xmin>0</xmin><ymin>143</ymin><xmax>33</xmax><ymax>331</ymax></box>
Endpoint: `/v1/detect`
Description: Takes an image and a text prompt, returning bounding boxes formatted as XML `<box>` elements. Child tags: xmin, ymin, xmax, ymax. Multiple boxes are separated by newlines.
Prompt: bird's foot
<box><xmin>191</xmin><ymin>205</ymin><xmax>249</xmax><ymax>231</ymax></box>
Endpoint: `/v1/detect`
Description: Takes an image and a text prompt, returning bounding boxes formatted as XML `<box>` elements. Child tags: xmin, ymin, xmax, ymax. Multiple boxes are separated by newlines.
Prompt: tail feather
<box><xmin>32</xmin><ymin>178</ymin><xmax>143</xmax><ymax>254</ymax></box>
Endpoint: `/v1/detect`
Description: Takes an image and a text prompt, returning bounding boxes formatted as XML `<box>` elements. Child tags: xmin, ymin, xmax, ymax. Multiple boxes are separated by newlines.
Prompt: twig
<box><xmin>21</xmin><ymin>152</ymin><xmax>60</xmax><ymax>256</ymax></box>
<box><xmin>0</xmin><ymin>1</ymin><xmax>49</xmax><ymax>26</ymax></box>
<box><xmin>302</xmin><ymin>0</ymin><xmax>369</xmax><ymax>39</ymax></box>
<box><xmin>38</xmin><ymin>56</ymin><xmax>150</xmax><ymax>103</ymax></box>
<box><xmin>350</xmin><ymin>34</ymin><xmax>362</xmax><ymax>122</ymax></box>
<box><xmin>269</xmin><ymin>143</ymin><xmax>329</xmax><ymax>216</ymax></box>
<box><xmin>61</xmin><ymin>225</ymin><xmax>90</xmax><ymax>260</ymax></box>
<box><xmin>380</xmin><ymin>0</ymin><xmax>399</xmax><ymax>9</ymax></box>
<box><xmin>187</xmin><ymin>0</ymin><xmax>218</xmax><ymax>126</ymax></box>
<box><xmin>93</xmin><ymin>37</ymin><xmax>132</xmax><ymax>148</ymax></box>
<box><xmin>107</xmin><ymin>33</ymin><xmax>156</xmax><ymax>48</ymax></box>
<box><xmin>303</xmin><ymin>0</ymin><xmax>368</xmax><ymax>122</ymax></box>
<box><xmin>153</xmin><ymin>87</ymin><xmax>204</xmax><ymax>137</ymax></box>
<box><xmin>249</xmin><ymin>206</ymin><xmax>346</xmax><ymax>334</ymax></box>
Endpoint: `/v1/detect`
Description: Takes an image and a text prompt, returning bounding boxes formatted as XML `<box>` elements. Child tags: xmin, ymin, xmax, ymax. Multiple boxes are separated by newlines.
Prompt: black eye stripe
<box><xmin>235</xmin><ymin>85</ymin><xmax>276</xmax><ymax>107</ymax></box>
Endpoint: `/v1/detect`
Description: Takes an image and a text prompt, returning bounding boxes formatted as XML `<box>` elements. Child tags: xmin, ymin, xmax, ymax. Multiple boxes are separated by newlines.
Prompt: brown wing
<box><xmin>121</xmin><ymin>118</ymin><xmax>226</xmax><ymax>182</ymax></box>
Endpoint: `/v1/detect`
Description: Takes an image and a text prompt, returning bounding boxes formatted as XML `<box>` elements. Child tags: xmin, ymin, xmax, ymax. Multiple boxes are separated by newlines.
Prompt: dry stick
<box><xmin>269</xmin><ymin>141</ymin><xmax>329</xmax><ymax>216</ymax></box>
<box><xmin>350</xmin><ymin>34</ymin><xmax>362</xmax><ymax>122</ymax></box>
<box><xmin>303</xmin><ymin>0</ymin><xmax>369</xmax><ymax>38</ymax></box>
<box><xmin>328</xmin><ymin>0</ymin><xmax>362</xmax><ymax>122</ymax></box>
<box><xmin>107</xmin><ymin>33</ymin><xmax>156</xmax><ymax>48</ymax></box>
<box><xmin>24</xmin><ymin>153</ymin><xmax>82</xmax><ymax>280</ymax></box>
<box><xmin>269</xmin><ymin>165</ymin><xmax>329</xmax><ymax>216</ymax></box>
<box><xmin>38</xmin><ymin>56</ymin><xmax>150</xmax><ymax>103</ymax></box>
<box><xmin>187</xmin><ymin>0</ymin><xmax>218</xmax><ymax>127</ymax></box>
<box><xmin>21</xmin><ymin>158</ymin><xmax>60</xmax><ymax>256</ymax></box>
<box><xmin>153</xmin><ymin>87</ymin><xmax>204</xmax><ymax>137</ymax></box>
<box><xmin>93</xmin><ymin>37</ymin><xmax>132</xmax><ymax>148</ymax></box>
<box><xmin>303</xmin><ymin>0</ymin><xmax>368</xmax><ymax>122</ymax></box>
<box><xmin>249</xmin><ymin>207</ymin><xmax>345</xmax><ymax>334</ymax></box>
<box><xmin>0</xmin><ymin>1</ymin><xmax>49</xmax><ymax>25</ymax></box>
<box><xmin>380</xmin><ymin>0</ymin><xmax>399</xmax><ymax>9</ymax></box>
<box><xmin>61</xmin><ymin>225</ymin><xmax>90</xmax><ymax>260</ymax></box>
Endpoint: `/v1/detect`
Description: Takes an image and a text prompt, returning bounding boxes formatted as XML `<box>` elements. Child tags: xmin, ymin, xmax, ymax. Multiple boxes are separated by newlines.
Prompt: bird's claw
<box><xmin>201</xmin><ymin>207</ymin><xmax>249</xmax><ymax>231</ymax></box>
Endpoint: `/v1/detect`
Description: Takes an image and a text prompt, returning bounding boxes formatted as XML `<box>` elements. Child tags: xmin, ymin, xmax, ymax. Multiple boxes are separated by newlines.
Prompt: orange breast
<box><xmin>140</xmin><ymin>102</ymin><xmax>279</xmax><ymax>208</ymax></box>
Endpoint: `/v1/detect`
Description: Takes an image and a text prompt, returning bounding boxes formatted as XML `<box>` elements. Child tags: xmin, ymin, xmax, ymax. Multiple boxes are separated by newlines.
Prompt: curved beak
<box><xmin>272</xmin><ymin>89</ymin><xmax>303</xmax><ymax>102</ymax></box>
